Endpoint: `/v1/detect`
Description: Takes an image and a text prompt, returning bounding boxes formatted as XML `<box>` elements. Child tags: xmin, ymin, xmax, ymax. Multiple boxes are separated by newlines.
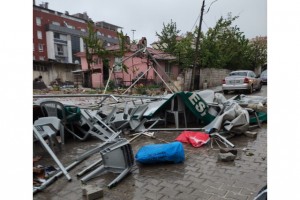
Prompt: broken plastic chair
<box><xmin>108</xmin><ymin>104</ymin><xmax>150</xmax><ymax>132</ymax></box>
<box><xmin>76</xmin><ymin>108</ymin><xmax>121</xmax><ymax>142</ymax></box>
<box><xmin>245</xmin><ymin>108</ymin><xmax>261</xmax><ymax>129</ymax></box>
<box><xmin>106</xmin><ymin>104</ymin><xmax>131</xmax><ymax>131</ymax></box>
<box><xmin>127</xmin><ymin>104</ymin><xmax>149</xmax><ymax>132</ymax></box>
<box><xmin>80</xmin><ymin>138</ymin><xmax>134</xmax><ymax>188</ymax></box>
<box><xmin>33</xmin><ymin>124</ymin><xmax>71</xmax><ymax>181</ymax></box>
<box><xmin>165</xmin><ymin>95</ymin><xmax>187</xmax><ymax>128</ymax></box>
<box><xmin>33</xmin><ymin>117</ymin><xmax>63</xmax><ymax>151</ymax></box>
<box><xmin>39</xmin><ymin>100</ymin><xmax>84</xmax><ymax>143</ymax></box>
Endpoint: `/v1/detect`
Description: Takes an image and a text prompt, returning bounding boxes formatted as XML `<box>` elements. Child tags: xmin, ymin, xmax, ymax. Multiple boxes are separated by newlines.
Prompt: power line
<box><xmin>190</xmin><ymin>14</ymin><xmax>200</xmax><ymax>32</ymax></box>
<box><xmin>205</xmin><ymin>0</ymin><xmax>219</xmax><ymax>14</ymax></box>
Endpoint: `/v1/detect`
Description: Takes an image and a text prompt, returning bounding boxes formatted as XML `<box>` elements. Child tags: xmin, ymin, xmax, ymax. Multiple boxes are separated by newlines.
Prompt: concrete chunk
<box><xmin>82</xmin><ymin>185</ymin><xmax>103</xmax><ymax>199</ymax></box>
<box><xmin>244</xmin><ymin>131</ymin><xmax>258</xmax><ymax>138</ymax></box>
<box><xmin>219</xmin><ymin>147</ymin><xmax>238</xmax><ymax>155</ymax></box>
<box><xmin>218</xmin><ymin>152</ymin><xmax>236</xmax><ymax>162</ymax></box>
<box><xmin>82</xmin><ymin>185</ymin><xmax>96</xmax><ymax>196</ymax></box>
<box><xmin>86</xmin><ymin>188</ymin><xmax>103</xmax><ymax>200</ymax></box>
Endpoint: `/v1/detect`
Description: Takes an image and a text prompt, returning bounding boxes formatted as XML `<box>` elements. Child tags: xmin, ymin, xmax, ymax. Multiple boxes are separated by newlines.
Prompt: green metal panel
<box><xmin>177</xmin><ymin>92</ymin><xmax>215</xmax><ymax>125</ymax></box>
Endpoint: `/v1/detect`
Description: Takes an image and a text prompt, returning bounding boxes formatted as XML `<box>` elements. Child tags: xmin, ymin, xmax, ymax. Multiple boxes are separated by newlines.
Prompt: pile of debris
<box><xmin>33</xmin><ymin>89</ymin><xmax>267</xmax><ymax>194</ymax></box>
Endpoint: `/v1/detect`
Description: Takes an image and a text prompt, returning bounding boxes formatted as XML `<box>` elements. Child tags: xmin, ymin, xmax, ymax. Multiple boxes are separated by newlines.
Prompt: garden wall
<box><xmin>183</xmin><ymin>68</ymin><xmax>231</xmax><ymax>90</ymax></box>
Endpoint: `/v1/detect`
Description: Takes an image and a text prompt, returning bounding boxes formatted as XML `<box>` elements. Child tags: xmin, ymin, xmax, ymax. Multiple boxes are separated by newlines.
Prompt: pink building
<box><xmin>75</xmin><ymin>38</ymin><xmax>180</xmax><ymax>88</ymax></box>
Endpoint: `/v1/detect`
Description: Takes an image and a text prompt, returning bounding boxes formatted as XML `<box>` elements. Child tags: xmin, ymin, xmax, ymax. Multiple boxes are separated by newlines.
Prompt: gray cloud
<box><xmin>36</xmin><ymin>0</ymin><xmax>267</xmax><ymax>45</ymax></box>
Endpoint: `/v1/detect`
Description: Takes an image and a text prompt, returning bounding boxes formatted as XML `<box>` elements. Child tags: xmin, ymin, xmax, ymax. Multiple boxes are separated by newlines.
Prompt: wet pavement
<box><xmin>33</xmin><ymin>86</ymin><xmax>267</xmax><ymax>200</ymax></box>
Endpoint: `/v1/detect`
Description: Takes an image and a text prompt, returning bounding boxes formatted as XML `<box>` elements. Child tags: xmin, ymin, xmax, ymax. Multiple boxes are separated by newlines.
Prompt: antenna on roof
<box><xmin>131</xmin><ymin>29</ymin><xmax>136</xmax><ymax>43</ymax></box>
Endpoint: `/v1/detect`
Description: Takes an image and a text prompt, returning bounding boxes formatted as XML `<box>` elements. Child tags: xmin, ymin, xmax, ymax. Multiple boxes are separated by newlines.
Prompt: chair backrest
<box><xmin>40</xmin><ymin>100</ymin><xmax>66</xmax><ymax>122</ymax></box>
<box><xmin>130</xmin><ymin>104</ymin><xmax>148</xmax><ymax>120</ymax></box>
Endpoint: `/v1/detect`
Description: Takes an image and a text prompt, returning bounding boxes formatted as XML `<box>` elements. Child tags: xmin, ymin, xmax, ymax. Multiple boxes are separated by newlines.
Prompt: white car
<box><xmin>222</xmin><ymin>70</ymin><xmax>262</xmax><ymax>94</ymax></box>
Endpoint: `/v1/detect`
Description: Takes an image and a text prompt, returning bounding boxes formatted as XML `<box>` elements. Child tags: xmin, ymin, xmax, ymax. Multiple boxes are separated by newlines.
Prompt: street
<box><xmin>222</xmin><ymin>85</ymin><xmax>267</xmax><ymax>99</ymax></box>
<box><xmin>33</xmin><ymin>86</ymin><xmax>267</xmax><ymax>200</ymax></box>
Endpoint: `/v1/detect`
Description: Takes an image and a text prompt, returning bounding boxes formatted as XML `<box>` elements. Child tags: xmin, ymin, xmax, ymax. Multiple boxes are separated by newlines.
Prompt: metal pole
<box><xmin>191</xmin><ymin>0</ymin><xmax>205</xmax><ymax>91</ymax></box>
<box><xmin>103</xmin><ymin>47</ymin><xmax>147</xmax><ymax>94</ymax></box>
<box><xmin>122</xmin><ymin>66</ymin><xmax>152</xmax><ymax>95</ymax></box>
<box><xmin>33</xmin><ymin>93</ymin><xmax>169</xmax><ymax>100</ymax></box>
<box><xmin>145</xmin><ymin>48</ymin><xmax>178</xmax><ymax>93</ymax></box>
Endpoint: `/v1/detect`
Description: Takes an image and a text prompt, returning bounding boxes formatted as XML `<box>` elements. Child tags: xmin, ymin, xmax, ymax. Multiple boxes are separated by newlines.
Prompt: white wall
<box><xmin>67</xmin><ymin>35</ymin><xmax>72</xmax><ymax>63</ymax></box>
<box><xmin>46</xmin><ymin>31</ymin><xmax>55</xmax><ymax>59</ymax></box>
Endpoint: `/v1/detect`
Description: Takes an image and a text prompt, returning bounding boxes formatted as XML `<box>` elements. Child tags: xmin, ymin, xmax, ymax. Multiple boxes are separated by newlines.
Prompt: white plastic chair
<box><xmin>39</xmin><ymin>100</ymin><xmax>83</xmax><ymax>143</ymax></box>
<box><xmin>165</xmin><ymin>95</ymin><xmax>187</xmax><ymax>128</ymax></box>
<box><xmin>34</xmin><ymin>117</ymin><xmax>63</xmax><ymax>150</ymax></box>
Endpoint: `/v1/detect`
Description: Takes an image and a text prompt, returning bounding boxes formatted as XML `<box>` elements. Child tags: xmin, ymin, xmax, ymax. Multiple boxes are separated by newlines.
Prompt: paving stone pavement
<box><xmin>33</xmin><ymin>122</ymin><xmax>267</xmax><ymax>200</ymax></box>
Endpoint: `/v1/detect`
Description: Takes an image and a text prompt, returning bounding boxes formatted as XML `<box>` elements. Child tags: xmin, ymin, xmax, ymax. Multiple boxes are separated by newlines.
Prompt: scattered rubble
<box><xmin>82</xmin><ymin>185</ymin><xmax>104</xmax><ymax>200</ymax></box>
<box><xmin>218</xmin><ymin>152</ymin><xmax>237</xmax><ymax>162</ymax></box>
<box><xmin>33</xmin><ymin>89</ymin><xmax>267</xmax><ymax>194</ymax></box>
<box><xmin>244</xmin><ymin>131</ymin><xmax>258</xmax><ymax>138</ymax></box>
<box><xmin>219</xmin><ymin>147</ymin><xmax>238</xmax><ymax>155</ymax></box>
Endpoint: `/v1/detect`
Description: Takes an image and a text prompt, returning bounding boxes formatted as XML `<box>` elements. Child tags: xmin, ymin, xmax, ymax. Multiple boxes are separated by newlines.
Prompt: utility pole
<box><xmin>190</xmin><ymin>0</ymin><xmax>205</xmax><ymax>91</ymax></box>
<box><xmin>131</xmin><ymin>29</ymin><xmax>136</xmax><ymax>43</ymax></box>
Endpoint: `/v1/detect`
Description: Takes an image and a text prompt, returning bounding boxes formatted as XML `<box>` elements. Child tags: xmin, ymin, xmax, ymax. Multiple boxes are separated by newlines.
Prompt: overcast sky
<box><xmin>35</xmin><ymin>0</ymin><xmax>266</xmax><ymax>45</ymax></box>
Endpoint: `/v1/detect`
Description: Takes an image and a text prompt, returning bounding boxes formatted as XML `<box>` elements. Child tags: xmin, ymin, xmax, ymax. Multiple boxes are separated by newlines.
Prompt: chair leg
<box><xmin>81</xmin><ymin>165</ymin><xmax>105</xmax><ymax>184</ymax></box>
<box><xmin>107</xmin><ymin>168</ymin><xmax>131</xmax><ymax>188</ymax></box>
<box><xmin>164</xmin><ymin>112</ymin><xmax>167</xmax><ymax>127</ymax></box>
<box><xmin>48</xmin><ymin>137</ymin><xmax>54</xmax><ymax>151</ymax></box>
<box><xmin>174</xmin><ymin>112</ymin><xmax>179</xmax><ymax>129</ymax></box>
<box><xmin>253</xmin><ymin>111</ymin><xmax>261</xmax><ymax>128</ymax></box>
<box><xmin>60</xmin><ymin>123</ymin><xmax>65</xmax><ymax>144</ymax></box>
<box><xmin>183</xmin><ymin>111</ymin><xmax>187</xmax><ymax>128</ymax></box>
<box><xmin>50</xmin><ymin>134</ymin><xmax>61</xmax><ymax>151</ymax></box>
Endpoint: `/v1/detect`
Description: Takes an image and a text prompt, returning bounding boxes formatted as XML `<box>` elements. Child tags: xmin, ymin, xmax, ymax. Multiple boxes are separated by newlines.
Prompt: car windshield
<box><xmin>261</xmin><ymin>70</ymin><xmax>267</xmax><ymax>76</ymax></box>
<box><xmin>229</xmin><ymin>72</ymin><xmax>247</xmax><ymax>76</ymax></box>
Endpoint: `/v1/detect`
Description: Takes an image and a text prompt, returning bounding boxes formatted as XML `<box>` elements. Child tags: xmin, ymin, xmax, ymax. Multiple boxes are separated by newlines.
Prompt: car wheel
<box><xmin>223</xmin><ymin>90</ymin><xmax>228</xmax><ymax>94</ymax></box>
<box><xmin>257</xmin><ymin>83</ymin><xmax>262</xmax><ymax>91</ymax></box>
<box><xmin>248</xmin><ymin>85</ymin><xmax>253</xmax><ymax>94</ymax></box>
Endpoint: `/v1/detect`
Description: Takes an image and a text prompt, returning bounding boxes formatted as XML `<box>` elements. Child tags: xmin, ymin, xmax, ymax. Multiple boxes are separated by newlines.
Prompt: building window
<box><xmin>33</xmin><ymin>55</ymin><xmax>35</xmax><ymax>60</ymax></box>
<box><xmin>36</xmin><ymin>17</ymin><xmax>41</xmax><ymax>26</ymax></box>
<box><xmin>54</xmin><ymin>33</ymin><xmax>67</xmax><ymax>41</ymax></box>
<box><xmin>37</xmin><ymin>31</ymin><xmax>42</xmax><ymax>39</ymax></box>
<box><xmin>38</xmin><ymin>44</ymin><xmax>43</xmax><ymax>52</ymax></box>
<box><xmin>52</xmin><ymin>21</ymin><xmax>60</xmax><ymax>26</ymax></box>
<box><xmin>165</xmin><ymin>62</ymin><xmax>173</xmax><ymax>78</ymax></box>
<box><xmin>56</xmin><ymin>44</ymin><xmax>64</xmax><ymax>55</ymax></box>
<box><xmin>33</xmin><ymin>65</ymin><xmax>48</xmax><ymax>71</ymax></box>
<box><xmin>39</xmin><ymin>56</ymin><xmax>45</xmax><ymax>61</ymax></box>
<box><xmin>114</xmin><ymin>57</ymin><xmax>122</xmax><ymax>72</ymax></box>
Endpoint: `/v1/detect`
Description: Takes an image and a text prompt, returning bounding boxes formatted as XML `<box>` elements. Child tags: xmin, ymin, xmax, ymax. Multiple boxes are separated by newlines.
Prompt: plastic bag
<box><xmin>135</xmin><ymin>141</ymin><xmax>185</xmax><ymax>164</ymax></box>
<box><xmin>176</xmin><ymin>131</ymin><xmax>210</xmax><ymax>147</ymax></box>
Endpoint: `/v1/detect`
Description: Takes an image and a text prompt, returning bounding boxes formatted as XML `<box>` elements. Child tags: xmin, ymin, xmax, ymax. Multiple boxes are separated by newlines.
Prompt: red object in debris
<box><xmin>175</xmin><ymin>131</ymin><xmax>210</xmax><ymax>147</ymax></box>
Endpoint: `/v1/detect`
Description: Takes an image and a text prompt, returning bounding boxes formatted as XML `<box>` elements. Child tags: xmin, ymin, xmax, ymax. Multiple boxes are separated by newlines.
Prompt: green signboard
<box><xmin>177</xmin><ymin>92</ymin><xmax>216</xmax><ymax>125</ymax></box>
<box><xmin>146</xmin><ymin>92</ymin><xmax>216</xmax><ymax>125</ymax></box>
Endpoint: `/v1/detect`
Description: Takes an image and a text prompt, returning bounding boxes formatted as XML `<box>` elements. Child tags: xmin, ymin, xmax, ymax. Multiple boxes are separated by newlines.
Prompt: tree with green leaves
<box><xmin>82</xmin><ymin>22</ymin><xmax>107</xmax><ymax>88</ymax></box>
<box><xmin>155</xmin><ymin>19</ymin><xmax>180</xmax><ymax>55</ymax></box>
<box><xmin>82</xmin><ymin>22</ymin><xmax>128</xmax><ymax>88</ymax></box>
<box><xmin>200</xmin><ymin>14</ymin><xmax>252</xmax><ymax>70</ymax></box>
<box><xmin>156</xmin><ymin>20</ymin><xmax>195</xmax><ymax>70</ymax></box>
<box><xmin>175</xmin><ymin>32</ymin><xmax>195</xmax><ymax>69</ymax></box>
<box><xmin>248</xmin><ymin>36</ymin><xmax>267</xmax><ymax>70</ymax></box>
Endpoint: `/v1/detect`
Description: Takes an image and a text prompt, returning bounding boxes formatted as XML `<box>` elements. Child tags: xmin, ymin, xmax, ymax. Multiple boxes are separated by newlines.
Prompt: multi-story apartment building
<box><xmin>33</xmin><ymin>1</ymin><xmax>121</xmax><ymax>86</ymax></box>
